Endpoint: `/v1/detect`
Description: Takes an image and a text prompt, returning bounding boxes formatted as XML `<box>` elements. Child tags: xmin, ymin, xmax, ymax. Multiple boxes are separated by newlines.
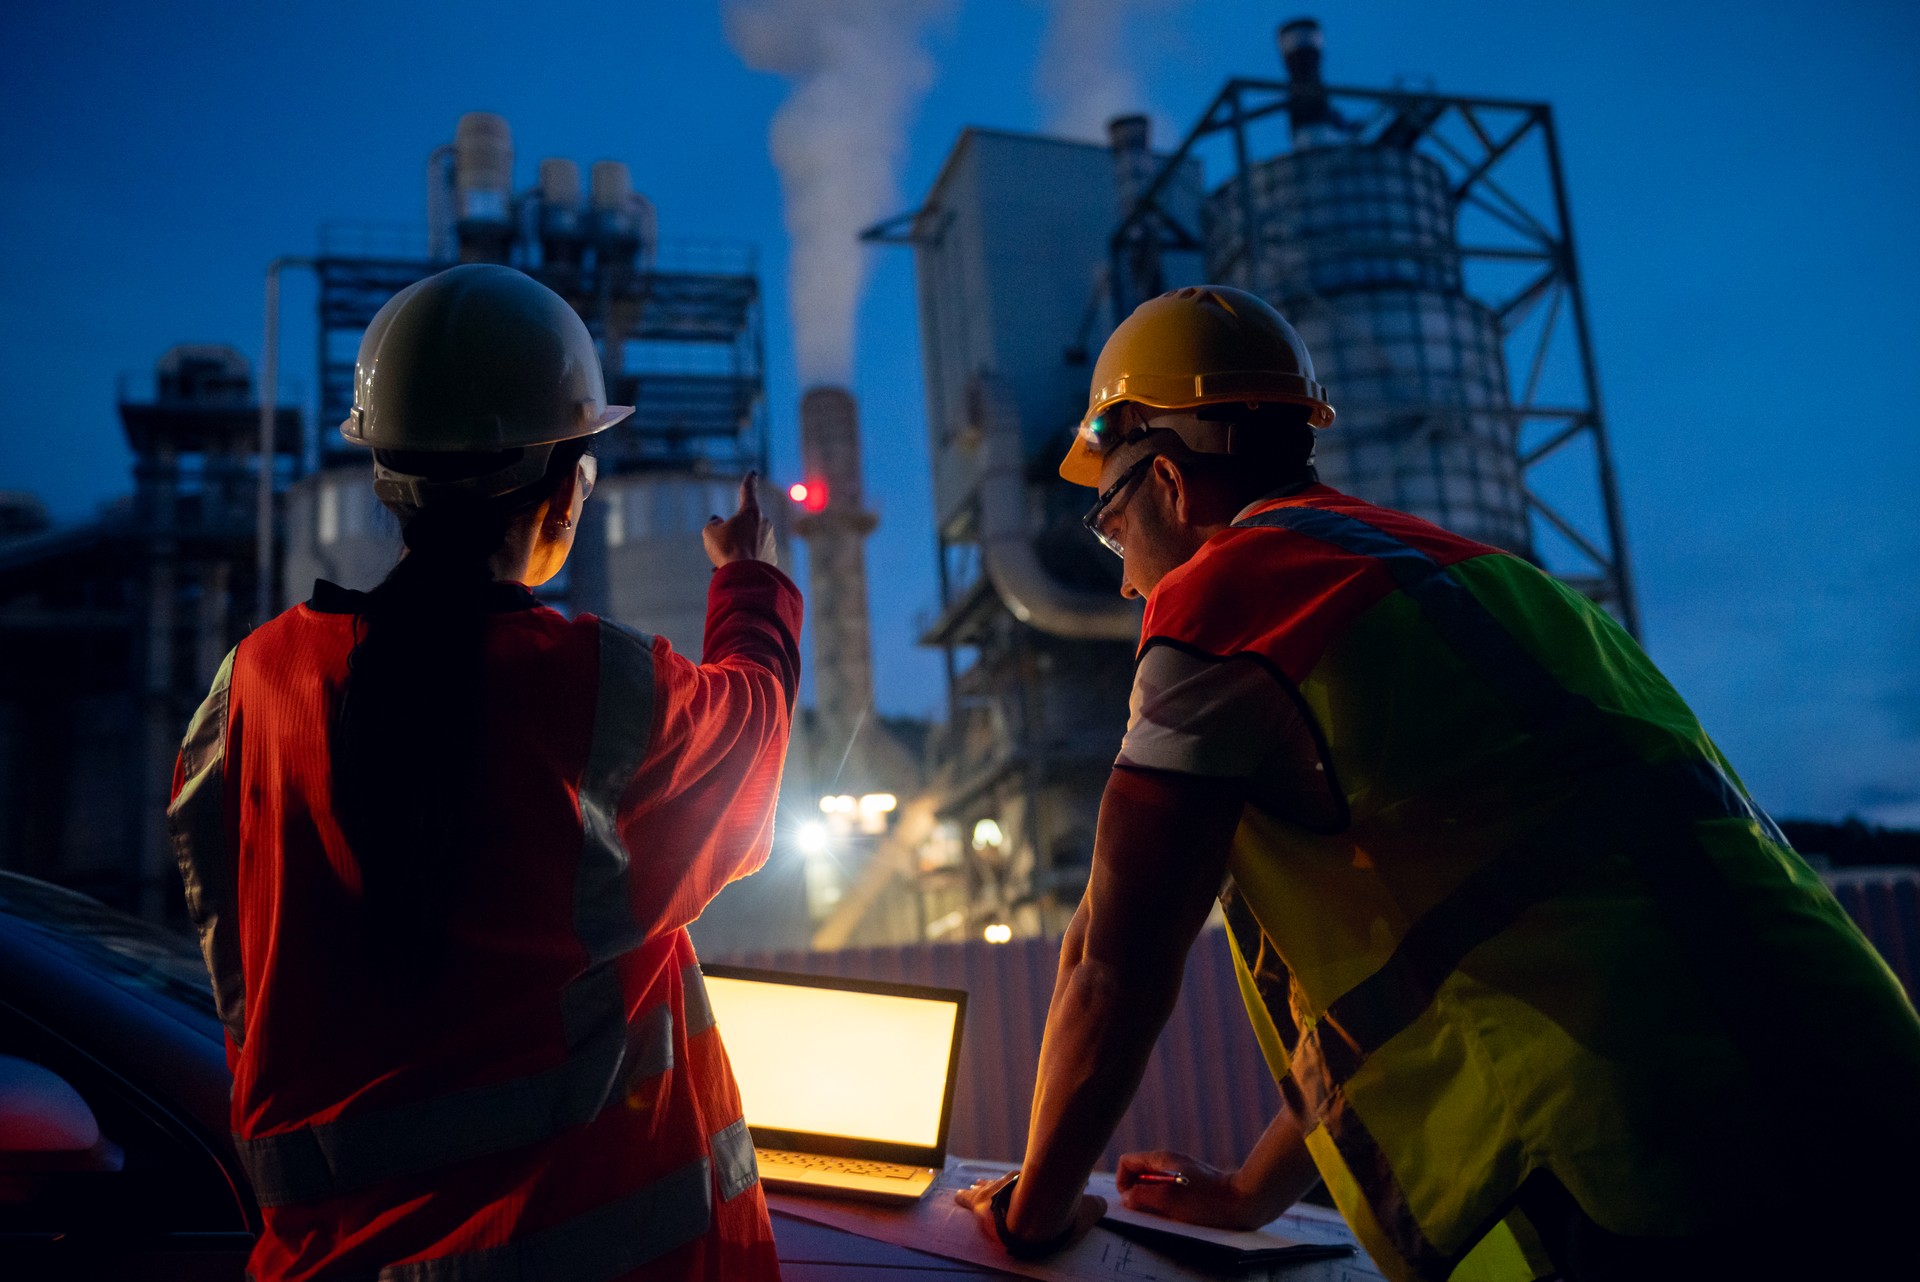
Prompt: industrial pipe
<box><xmin>974</xmin><ymin>375</ymin><xmax>1142</xmax><ymax>642</ymax></box>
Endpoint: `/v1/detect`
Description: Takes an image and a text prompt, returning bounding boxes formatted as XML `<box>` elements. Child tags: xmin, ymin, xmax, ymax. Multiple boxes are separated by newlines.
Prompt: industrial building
<box><xmin>0</xmin><ymin>116</ymin><xmax>875</xmax><ymax>948</ymax></box>
<box><xmin>823</xmin><ymin>18</ymin><xmax>1639</xmax><ymax>946</ymax></box>
<box><xmin>0</xmin><ymin>22</ymin><xmax>1644</xmax><ymax>953</ymax></box>
<box><xmin>280</xmin><ymin>113</ymin><xmax>771</xmax><ymax>658</ymax></box>
<box><xmin>0</xmin><ymin>347</ymin><xmax>300</xmax><ymax>918</ymax></box>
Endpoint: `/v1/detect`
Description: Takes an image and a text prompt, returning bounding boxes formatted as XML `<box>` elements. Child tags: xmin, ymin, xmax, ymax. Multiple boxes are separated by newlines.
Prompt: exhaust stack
<box><xmin>1108</xmin><ymin>114</ymin><xmax>1163</xmax><ymax>302</ymax></box>
<box><xmin>1278</xmin><ymin>18</ymin><xmax>1345</xmax><ymax>148</ymax></box>
<box><xmin>795</xmin><ymin>386</ymin><xmax>880</xmax><ymax>770</ymax></box>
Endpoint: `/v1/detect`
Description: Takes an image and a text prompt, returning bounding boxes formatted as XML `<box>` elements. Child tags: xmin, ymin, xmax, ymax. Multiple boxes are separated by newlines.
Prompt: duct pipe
<box><xmin>974</xmin><ymin>375</ymin><xmax>1141</xmax><ymax>641</ymax></box>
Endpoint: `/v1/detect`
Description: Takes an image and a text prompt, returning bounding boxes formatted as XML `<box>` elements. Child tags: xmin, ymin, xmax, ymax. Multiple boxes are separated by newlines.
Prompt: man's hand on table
<box><xmin>955</xmin><ymin>1171</ymin><xmax>1105</xmax><ymax>1259</ymax></box>
<box><xmin>1116</xmin><ymin>1149</ymin><xmax>1283</xmax><ymax>1231</ymax></box>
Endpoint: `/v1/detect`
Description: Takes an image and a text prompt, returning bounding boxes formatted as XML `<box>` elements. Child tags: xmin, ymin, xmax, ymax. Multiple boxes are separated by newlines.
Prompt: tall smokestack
<box><xmin>1278</xmin><ymin>18</ymin><xmax>1344</xmax><ymax>148</ymax></box>
<box><xmin>1108</xmin><ymin>113</ymin><xmax>1163</xmax><ymax>305</ymax></box>
<box><xmin>795</xmin><ymin>386</ymin><xmax>879</xmax><ymax>771</ymax></box>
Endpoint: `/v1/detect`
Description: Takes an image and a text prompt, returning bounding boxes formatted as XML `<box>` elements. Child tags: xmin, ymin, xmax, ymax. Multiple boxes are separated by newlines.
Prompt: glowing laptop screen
<box><xmin>704</xmin><ymin>973</ymin><xmax>961</xmax><ymax>1149</ymax></box>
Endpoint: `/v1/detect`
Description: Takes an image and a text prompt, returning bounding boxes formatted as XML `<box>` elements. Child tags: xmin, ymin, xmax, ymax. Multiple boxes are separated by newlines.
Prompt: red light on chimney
<box><xmin>791</xmin><ymin>479</ymin><xmax>829</xmax><ymax>513</ymax></box>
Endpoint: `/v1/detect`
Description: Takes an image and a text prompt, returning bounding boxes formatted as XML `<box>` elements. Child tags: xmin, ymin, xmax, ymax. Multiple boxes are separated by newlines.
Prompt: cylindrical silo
<box><xmin>1203</xmin><ymin>142</ymin><xmax>1530</xmax><ymax>553</ymax></box>
<box><xmin>538</xmin><ymin>157</ymin><xmax>584</xmax><ymax>267</ymax></box>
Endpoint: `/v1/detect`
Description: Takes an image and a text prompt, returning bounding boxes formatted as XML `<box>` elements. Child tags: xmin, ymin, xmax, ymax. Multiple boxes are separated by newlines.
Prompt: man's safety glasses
<box><xmin>1081</xmin><ymin>455</ymin><xmax>1154</xmax><ymax>557</ymax></box>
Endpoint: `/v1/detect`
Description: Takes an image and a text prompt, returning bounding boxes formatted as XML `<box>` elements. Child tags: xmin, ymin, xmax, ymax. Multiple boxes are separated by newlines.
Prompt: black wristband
<box><xmin>989</xmin><ymin>1175</ymin><xmax>1080</xmax><ymax>1260</ymax></box>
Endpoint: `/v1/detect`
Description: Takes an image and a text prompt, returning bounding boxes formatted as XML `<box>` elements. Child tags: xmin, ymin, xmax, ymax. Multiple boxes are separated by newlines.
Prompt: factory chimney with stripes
<box><xmin>794</xmin><ymin>386</ymin><xmax>879</xmax><ymax>779</ymax></box>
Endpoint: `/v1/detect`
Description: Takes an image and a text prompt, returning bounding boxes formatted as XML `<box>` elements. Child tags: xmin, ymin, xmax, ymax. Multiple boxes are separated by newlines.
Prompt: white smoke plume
<box><xmin>1034</xmin><ymin>0</ymin><xmax>1181</xmax><ymax>142</ymax></box>
<box><xmin>723</xmin><ymin>0</ymin><xmax>950</xmax><ymax>388</ymax></box>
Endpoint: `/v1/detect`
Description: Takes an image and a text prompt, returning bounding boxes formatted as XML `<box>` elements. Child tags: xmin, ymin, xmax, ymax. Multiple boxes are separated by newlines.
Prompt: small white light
<box><xmin>797</xmin><ymin>821</ymin><xmax>830</xmax><ymax>857</ymax></box>
<box><xmin>859</xmin><ymin>793</ymin><xmax>898</xmax><ymax>814</ymax></box>
<box><xmin>819</xmin><ymin>794</ymin><xmax>857</xmax><ymax>815</ymax></box>
<box><xmin>983</xmin><ymin>923</ymin><xmax>1013</xmax><ymax>944</ymax></box>
<box><xmin>971</xmin><ymin>818</ymin><xmax>1004</xmax><ymax>851</ymax></box>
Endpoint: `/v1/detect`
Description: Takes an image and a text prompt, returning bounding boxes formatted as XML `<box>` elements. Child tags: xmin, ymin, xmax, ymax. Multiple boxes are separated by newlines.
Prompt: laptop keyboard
<box><xmin>758</xmin><ymin>1148</ymin><xmax>924</xmax><ymax>1181</ymax></box>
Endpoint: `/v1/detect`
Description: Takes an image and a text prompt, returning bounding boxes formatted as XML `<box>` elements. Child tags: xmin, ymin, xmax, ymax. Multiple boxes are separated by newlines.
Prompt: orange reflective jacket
<box><xmin>168</xmin><ymin>562</ymin><xmax>801</xmax><ymax>1282</ymax></box>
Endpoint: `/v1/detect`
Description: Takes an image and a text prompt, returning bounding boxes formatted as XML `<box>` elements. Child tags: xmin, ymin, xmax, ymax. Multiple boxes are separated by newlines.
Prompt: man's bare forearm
<box><xmin>1010</xmin><ymin>932</ymin><xmax>1185</xmax><ymax>1235</ymax></box>
<box><xmin>1006</xmin><ymin>766</ymin><xmax>1245</xmax><ymax>1239</ymax></box>
<box><xmin>1231</xmin><ymin>1106</ymin><xmax>1321</xmax><ymax>1224</ymax></box>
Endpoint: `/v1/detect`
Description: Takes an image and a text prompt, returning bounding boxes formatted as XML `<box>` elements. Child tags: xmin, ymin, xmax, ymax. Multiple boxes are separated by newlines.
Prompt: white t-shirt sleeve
<box><xmin>1118</xmin><ymin>646</ymin><xmax>1303</xmax><ymax>776</ymax></box>
<box><xmin>1117</xmin><ymin>645</ymin><xmax>1341</xmax><ymax>827</ymax></box>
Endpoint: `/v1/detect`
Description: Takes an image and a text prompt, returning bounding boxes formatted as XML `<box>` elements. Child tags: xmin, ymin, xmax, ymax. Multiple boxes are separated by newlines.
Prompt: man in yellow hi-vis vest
<box><xmin>957</xmin><ymin>286</ymin><xmax>1920</xmax><ymax>1280</ymax></box>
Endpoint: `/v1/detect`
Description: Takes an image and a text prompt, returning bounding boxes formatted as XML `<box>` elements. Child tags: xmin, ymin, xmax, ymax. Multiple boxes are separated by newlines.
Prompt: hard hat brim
<box><xmin>1059</xmin><ymin>433</ymin><xmax>1106</xmax><ymax>487</ymax></box>
<box><xmin>1058</xmin><ymin>387</ymin><xmax>1336</xmax><ymax>488</ymax></box>
<box><xmin>339</xmin><ymin>402</ymin><xmax>634</xmax><ymax>450</ymax></box>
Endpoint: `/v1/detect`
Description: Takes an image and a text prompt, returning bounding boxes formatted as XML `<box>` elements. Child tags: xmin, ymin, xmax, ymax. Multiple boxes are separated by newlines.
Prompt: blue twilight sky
<box><xmin>1</xmin><ymin>1</ymin><xmax>1916</xmax><ymax>825</ymax></box>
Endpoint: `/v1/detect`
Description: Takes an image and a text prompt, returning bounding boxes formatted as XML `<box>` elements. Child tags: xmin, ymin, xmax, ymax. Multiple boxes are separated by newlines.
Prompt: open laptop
<box><xmin>700</xmin><ymin>963</ymin><xmax>967</xmax><ymax>1204</ymax></box>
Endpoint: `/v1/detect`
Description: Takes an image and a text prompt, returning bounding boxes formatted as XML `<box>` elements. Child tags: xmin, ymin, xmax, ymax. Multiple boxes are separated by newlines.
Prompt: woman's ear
<box><xmin>545</xmin><ymin>467</ymin><xmax>581</xmax><ymax>533</ymax></box>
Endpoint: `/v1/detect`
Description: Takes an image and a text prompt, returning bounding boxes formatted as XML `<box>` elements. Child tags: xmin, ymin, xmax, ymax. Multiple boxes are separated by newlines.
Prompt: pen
<box><xmin>1132</xmin><ymin>1169</ymin><xmax>1190</xmax><ymax>1187</ymax></box>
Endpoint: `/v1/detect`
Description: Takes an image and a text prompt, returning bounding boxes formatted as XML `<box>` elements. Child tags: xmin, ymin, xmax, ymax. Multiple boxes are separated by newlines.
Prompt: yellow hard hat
<box><xmin>1059</xmin><ymin>285</ymin><xmax>1334</xmax><ymax>487</ymax></box>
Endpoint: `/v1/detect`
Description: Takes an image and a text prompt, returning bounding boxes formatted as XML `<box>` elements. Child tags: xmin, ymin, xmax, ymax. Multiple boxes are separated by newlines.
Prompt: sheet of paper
<box><xmin>1086</xmin><ymin>1172</ymin><xmax>1344</xmax><ymax>1255</ymax></box>
<box><xmin>765</xmin><ymin>1158</ymin><xmax>1389</xmax><ymax>1282</ymax></box>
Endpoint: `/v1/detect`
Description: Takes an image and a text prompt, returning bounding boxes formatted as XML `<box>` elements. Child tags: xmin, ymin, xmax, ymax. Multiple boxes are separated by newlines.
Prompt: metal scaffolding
<box><xmin>310</xmin><ymin>239</ymin><xmax>767</xmax><ymax>481</ymax></box>
<box><xmin>1109</xmin><ymin>79</ymin><xmax>1638</xmax><ymax>635</ymax></box>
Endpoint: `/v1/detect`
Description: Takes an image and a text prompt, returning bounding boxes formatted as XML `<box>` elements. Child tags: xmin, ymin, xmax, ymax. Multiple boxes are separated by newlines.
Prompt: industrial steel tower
<box><xmin>278</xmin><ymin>112</ymin><xmax>769</xmax><ymax>659</ymax></box>
<box><xmin>868</xmin><ymin>17</ymin><xmax>1636</xmax><ymax>942</ymax></box>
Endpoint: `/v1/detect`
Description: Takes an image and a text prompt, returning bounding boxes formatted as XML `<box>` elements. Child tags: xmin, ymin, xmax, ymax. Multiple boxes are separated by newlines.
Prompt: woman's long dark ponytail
<box><xmin>331</xmin><ymin>439</ymin><xmax>589</xmax><ymax>970</ymax></box>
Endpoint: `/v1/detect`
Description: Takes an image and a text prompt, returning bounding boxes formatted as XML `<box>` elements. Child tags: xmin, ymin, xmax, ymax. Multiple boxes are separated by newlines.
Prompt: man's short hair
<box><xmin>1145</xmin><ymin>402</ymin><xmax>1317</xmax><ymax>505</ymax></box>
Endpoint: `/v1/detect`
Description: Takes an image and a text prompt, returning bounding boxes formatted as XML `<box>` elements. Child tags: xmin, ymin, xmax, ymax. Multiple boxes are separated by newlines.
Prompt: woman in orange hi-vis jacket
<box><xmin>166</xmin><ymin>265</ymin><xmax>799</xmax><ymax>1282</ymax></box>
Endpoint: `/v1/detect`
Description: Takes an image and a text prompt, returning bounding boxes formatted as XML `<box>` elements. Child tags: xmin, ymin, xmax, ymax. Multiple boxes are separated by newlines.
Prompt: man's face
<box><xmin>1091</xmin><ymin>444</ymin><xmax>1196</xmax><ymax>600</ymax></box>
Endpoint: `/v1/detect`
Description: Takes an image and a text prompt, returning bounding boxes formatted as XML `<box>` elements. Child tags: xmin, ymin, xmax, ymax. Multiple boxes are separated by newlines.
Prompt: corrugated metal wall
<box><xmin>1824</xmin><ymin>867</ymin><xmax>1920</xmax><ymax>995</ymax></box>
<box><xmin>716</xmin><ymin>868</ymin><xmax>1920</xmax><ymax>1168</ymax></box>
<box><xmin>720</xmin><ymin>926</ymin><xmax>1280</xmax><ymax>1168</ymax></box>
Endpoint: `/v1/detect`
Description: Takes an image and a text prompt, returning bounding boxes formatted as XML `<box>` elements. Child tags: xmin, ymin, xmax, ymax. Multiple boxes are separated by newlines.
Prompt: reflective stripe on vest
<box><xmin>1229</xmin><ymin>504</ymin><xmax>1797</xmax><ymax>1277</ymax></box>
<box><xmin>237</xmin><ymin>620</ymin><xmax>665</xmax><ymax>1207</ymax></box>
<box><xmin>167</xmin><ymin>648</ymin><xmax>245</xmax><ymax>1046</ymax></box>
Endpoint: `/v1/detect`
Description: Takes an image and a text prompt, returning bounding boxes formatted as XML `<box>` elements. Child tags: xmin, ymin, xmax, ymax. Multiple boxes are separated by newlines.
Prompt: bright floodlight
<box><xmin>971</xmin><ymin>818</ymin><xmax>1004</xmax><ymax>851</ymax></box>
<box><xmin>797</xmin><ymin>820</ymin><xmax>830</xmax><ymax>857</ymax></box>
<box><xmin>983</xmin><ymin>923</ymin><xmax>1013</xmax><ymax>944</ymax></box>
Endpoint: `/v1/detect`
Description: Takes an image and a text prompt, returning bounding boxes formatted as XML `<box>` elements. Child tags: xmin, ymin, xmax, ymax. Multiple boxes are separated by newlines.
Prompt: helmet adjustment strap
<box><xmin>372</xmin><ymin>441</ymin><xmax>559</xmax><ymax>511</ymax></box>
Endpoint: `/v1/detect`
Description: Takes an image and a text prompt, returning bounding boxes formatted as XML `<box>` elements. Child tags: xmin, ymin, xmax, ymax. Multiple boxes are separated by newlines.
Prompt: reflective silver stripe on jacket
<box><xmin>710</xmin><ymin>1117</ymin><xmax>758</xmax><ymax>1202</ymax></box>
<box><xmin>376</xmin><ymin>1156</ymin><xmax>714</xmax><ymax>1282</ymax></box>
<box><xmin>682</xmin><ymin>963</ymin><xmax>715</xmax><ymax>1035</ymax></box>
<box><xmin>238</xmin><ymin>620</ymin><xmax>667</xmax><ymax>1207</ymax></box>
<box><xmin>167</xmin><ymin>648</ymin><xmax>244</xmax><ymax>1046</ymax></box>
<box><xmin>562</xmin><ymin>621</ymin><xmax>657</xmax><ymax>1048</ymax></box>
<box><xmin>238</xmin><ymin>1002</ymin><xmax>673</xmax><ymax>1207</ymax></box>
